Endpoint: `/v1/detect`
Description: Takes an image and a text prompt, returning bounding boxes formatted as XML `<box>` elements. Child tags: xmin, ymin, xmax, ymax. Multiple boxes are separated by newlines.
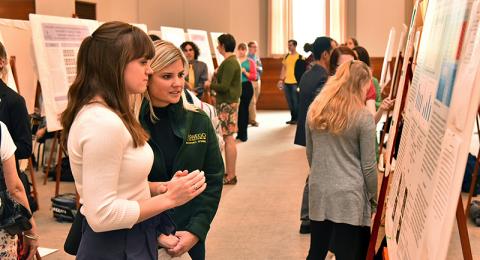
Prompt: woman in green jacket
<box><xmin>139</xmin><ymin>40</ymin><xmax>224</xmax><ymax>260</ymax></box>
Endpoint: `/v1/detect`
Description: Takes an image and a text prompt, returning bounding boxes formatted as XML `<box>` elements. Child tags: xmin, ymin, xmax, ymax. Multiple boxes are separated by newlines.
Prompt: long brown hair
<box><xmin>61</xmin><ymin>21</ymin><xmax>154</xmax><ymax>147</ymax></box>
<box><xmin>307</xmin><ymin>60</ymin><xmax>371</xmax><ymax>134</ymax></box>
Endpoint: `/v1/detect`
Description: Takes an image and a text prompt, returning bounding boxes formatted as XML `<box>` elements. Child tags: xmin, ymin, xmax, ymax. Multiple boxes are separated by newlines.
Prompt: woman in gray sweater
<box><xmin>305</xmin><ymin>60</ymin><xmax>377</xmax><ymax>260</ymax></box>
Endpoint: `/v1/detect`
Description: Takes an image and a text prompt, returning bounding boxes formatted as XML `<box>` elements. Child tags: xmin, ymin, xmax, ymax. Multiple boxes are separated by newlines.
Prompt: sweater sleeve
<box><xmin>78</xmin><ymin>110</ymin><xmax>140</xmax><ymax>232</ymax></box>
<box><xmin>184</xmin><ymin>117</ymin><xmax>224</xmax><ymax>241</ymax></box>
<box><xmin>211</xmin><ymin>61</ymin><xmax>236</xmax><ymax>93</ymax></box>
<box><xmin>358</xmin><ymin>111</ymin><xmax>377</xmax><ymax>212</ymax></box>
<box><xmin>305</xmin><ymin>121</ymin><xmax>313</xmax><ymax>167</ymax></box>
<box><xmin>9</xmin><ymin>96</ymin><xmax>32</xmax><ymax>160</ymax></box>
<box><xmin>196</xmin><ymin>62</ymin><xmax>208</xmax><ymax>92</ymax></box>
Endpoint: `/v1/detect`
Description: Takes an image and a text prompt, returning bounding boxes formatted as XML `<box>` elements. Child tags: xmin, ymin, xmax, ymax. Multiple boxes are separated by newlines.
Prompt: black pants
<box><xmin>237</xmin><ymin>81</ymin><xmax>254</xmax><ymax>141</ymax></box>
<box><xmin>307</xmin><ymin>220</ymin><xmax>370</xmax><ymax>260</ymax></box>
<box><xmin>188</xmin><ymin>240</ymin><xmax>205</xmax><ymax>260</ymax></box>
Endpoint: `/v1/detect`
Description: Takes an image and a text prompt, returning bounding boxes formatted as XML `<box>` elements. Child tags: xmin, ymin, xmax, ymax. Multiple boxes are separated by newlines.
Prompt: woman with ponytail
<box><xmin>306</xmin><ymin>60</ymin><xmax>377</xmax><ymax>260</ymax></box>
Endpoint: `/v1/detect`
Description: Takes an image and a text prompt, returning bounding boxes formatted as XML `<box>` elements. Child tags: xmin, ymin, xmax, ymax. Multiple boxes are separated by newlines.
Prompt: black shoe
<box><xmin>299</xmin><ymin>223</ymin><xmax>310</xmax><ymax>234</ymax></box>
<box><xmin>286</xmin><ymin>120</ymin><xmax>297</xmax><ymax>125</ymax></box>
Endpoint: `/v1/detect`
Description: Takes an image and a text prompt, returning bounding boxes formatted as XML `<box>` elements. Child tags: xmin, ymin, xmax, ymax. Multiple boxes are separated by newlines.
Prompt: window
<box><xmin>269</xmin><ymin>0</ymin><xmax>327</xmax><ymax>56</ymax></box>
<box><xmin>269</xmin><ymin>0</ymin><xmax>350</xmax><ymax>56</ymax></box>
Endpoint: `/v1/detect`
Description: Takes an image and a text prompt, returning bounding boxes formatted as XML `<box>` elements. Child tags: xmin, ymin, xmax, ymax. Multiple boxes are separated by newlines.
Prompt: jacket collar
<box><xmin>139</xmin><ymin>98</ymin><xmax>189</xmax><ymax>140</ymax></box>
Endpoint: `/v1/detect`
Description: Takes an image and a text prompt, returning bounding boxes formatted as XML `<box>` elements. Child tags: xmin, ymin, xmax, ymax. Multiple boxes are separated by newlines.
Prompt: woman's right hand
<box><xmin>163</xmin><ymin>170</ymin><xmax>206</xmax><ymax>208</ymax></box>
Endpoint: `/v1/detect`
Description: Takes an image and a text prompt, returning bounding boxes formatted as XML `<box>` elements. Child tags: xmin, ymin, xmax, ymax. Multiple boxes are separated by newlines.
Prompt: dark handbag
<box><xmin>0</xmin><ymin>189</ymin><xmax>33</xmax><ymax>235</ymax></box>
<box><xmin>64</xmin><ymin>206</ymin><xmax>84</xmax><ymax>255</ymax></box>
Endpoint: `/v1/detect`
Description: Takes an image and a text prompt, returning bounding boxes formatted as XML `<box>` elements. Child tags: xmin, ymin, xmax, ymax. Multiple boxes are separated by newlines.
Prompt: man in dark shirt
<box><xmin>294</xmin><ymin>36</ymin><xmax>335</xmax><ymax>233</ymax></box>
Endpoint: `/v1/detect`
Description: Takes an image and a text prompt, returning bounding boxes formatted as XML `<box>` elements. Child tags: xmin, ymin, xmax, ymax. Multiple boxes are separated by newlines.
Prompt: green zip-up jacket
<box><xmin>139</xmin><ymin>99</ymin><xmax>224</xmax><ymax>242</ymax></box>
<box><xmin>210</xmin><ymin>55</ymin><xmax>242</xmax><ymax>104</ymax></box>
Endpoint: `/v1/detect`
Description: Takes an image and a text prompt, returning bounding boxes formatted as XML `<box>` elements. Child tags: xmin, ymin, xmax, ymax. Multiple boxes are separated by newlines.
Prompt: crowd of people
<box><xmin>0</xmin><ymin>19</ymin><xmax>395</xmax><ymax>259</ymax></box>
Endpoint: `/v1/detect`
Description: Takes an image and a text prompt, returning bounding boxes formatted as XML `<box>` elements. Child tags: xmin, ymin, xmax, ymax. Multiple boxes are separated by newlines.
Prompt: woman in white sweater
<box><xmin>0</xmin><ymin>122</ymin><xmax>38</xmax><ymax>259</ymax></box>
<box><xmin>306</xmin><ymin>60</ymin><xmax>377</xmax><ymax>260</ymax></box>
<box><xmin>60</xmin><ymin>22</ymin><xmax>206</xmax><ymax>259</ymax></box>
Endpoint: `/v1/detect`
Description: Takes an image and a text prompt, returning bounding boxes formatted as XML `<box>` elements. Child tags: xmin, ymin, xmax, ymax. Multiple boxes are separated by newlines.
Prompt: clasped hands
<box><xmin>158</xmin><ymin>231</ymin><xmax>199</xmax><ymax>257</ymax></box>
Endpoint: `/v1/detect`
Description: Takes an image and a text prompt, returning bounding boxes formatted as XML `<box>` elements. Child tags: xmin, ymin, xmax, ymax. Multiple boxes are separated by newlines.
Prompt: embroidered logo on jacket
<box><xmin>186</xmin><ymin>133</ymin><xmax>207</xmax><ymax>144</ymax></box>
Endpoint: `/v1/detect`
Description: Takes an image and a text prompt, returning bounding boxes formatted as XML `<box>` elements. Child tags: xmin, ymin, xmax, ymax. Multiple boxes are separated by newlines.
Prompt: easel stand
<box><xmin>9</xmin><ymin>56</ymin><xmax>40</xmax><ymax>209</ymax></box>
<box><xmin>367</xmin><ymin>59</ymin><xmax>413</xmax><ymax>260</ymax></box>
<box><xmin>43</xmin><ymin>131</ymin><xmax>64</xmax><ymax>197</ymax></box>
<box><xmin>465</xmin><ymin>109</ymin><xmax>480</xmax><ymax>217</ymax></box>
<box><xmin>368</xmin><ymin>61</ymin><xmax>474</xmax><ymax>260</ymax></box>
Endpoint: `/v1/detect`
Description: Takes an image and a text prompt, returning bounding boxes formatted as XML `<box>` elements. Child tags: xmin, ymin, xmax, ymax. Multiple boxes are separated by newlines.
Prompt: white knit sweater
<box><xmin>68</xmin><ymin>104</ymin><xmax>153</xmax><ymax>232</ymax></box>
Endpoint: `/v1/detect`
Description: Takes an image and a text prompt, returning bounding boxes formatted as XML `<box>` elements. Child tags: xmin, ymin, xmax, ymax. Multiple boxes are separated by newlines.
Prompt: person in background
<box><xmin>303</xmin><ymin>43</ymin><xmax>315</xmax><ymax>72</ymax></box>
<box><xmin>353</xmin><ymin>46</ymin><xmax>394</xmax><ymax>121</ymax></box>
<box><xmin>0</xmin><ymin>42</ymin><xmax>32</xmax><ymax>175</ymax></box>
<box><xmin>210</xmin><ymin>33</ymin><xmax>242</xmax><ymax>185</ymax></box>
<box><xmin>61</xmin><ymin>22</ymin><xmax>206</xmax><ymax>259</ymax></box>
<box><xmin>180</xmin><ymin>41</ymin><xmax>209</xmax><ymax>100</ymax></box>
<box><xmin>236</xmin><ymin>43</ymin><xmax>256</xmax><ymax>142</ymax></box>
<box><xmin>278</xmin><ymin>39</ymin><xmax>300</xmax><ymax>124</ymax></box>
<box><xmin>247</xmin><ymin>41</ymin><xmax>263</xmax><ymax>127</ymax></box>
<box><xmin>149</xmin><ymin>34</ymin><xmax>161</xmax><ymax>41</ymax></box>
<box><xmin>346</xmin><ymin>37</ymin><xmax>359</xmax><ymax>49</ymax></box>
<box><xmin>306</xmin><ymin>60</ymin><xmax>377</xmax><ymax>260</ymax></box>
<box><xmin>294</xmin><ymin>36</ymin><xmax>335</xmax><ymax>234</ymax></box>
<box><xmin>0</xmin><ymin>122</ymin><xmax>38</xmax><ymax>260</ymax></box>
<box><xmin>140</xmin><ymin>40</ymin><xmax>224</xmax><ymax>260</ymax></box>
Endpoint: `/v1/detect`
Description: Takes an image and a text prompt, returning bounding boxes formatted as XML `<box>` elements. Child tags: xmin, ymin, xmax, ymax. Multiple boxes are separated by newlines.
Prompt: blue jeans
<box><xmin>283</xmin><ymin>83</ymin><xmax>298</xmax><ymax>121</ymax></box>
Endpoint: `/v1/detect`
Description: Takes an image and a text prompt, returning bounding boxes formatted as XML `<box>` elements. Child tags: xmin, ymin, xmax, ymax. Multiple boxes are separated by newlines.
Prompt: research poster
<box><xmin>0</xmin><ymin>32</ymin><xmax>17</xmax><ymax>92</ymax></box>
<box><xmin>210</xmin><ymin>32</ymin><xmax>224</xmax><ymax>65</ymax></box>
<box><xmin>30</xmin><ymin>14</ymin><xmax>98</xmax><ymax>131</ymax></box>
<box><xmin>379</xmin><ymin>27</ymin><xmax>396</xmax><ymax>87</ymax></box>
<box><xmin>0</xmin><ymin>19</ymin><xmax>38</xmax><ymax>113</ymax></box>
<box><xmin>160</xmin><ymin>26</ymin><xmax>186</xmax><ymax>48</ymax></box>
<box><xmin>385</xmin><ymin>1</ymin><xmax>480</xmax><ymax>260</ymax></box>
<box><xmin>187</xmin><ymin>29</ymin><xmax>215</xmax><ymax>79</ymax></box>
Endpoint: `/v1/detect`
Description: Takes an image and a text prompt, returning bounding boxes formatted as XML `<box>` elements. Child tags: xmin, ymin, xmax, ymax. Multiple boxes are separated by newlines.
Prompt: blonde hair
<box><xmin>307</xmin><ymin>60</ymin><xmax>371</xmax><ymax>134</ymax></box>
<box><xmin>145</xmin><ymin>40</ymin><xmax>197</xmax><ymax>122</ymax></box>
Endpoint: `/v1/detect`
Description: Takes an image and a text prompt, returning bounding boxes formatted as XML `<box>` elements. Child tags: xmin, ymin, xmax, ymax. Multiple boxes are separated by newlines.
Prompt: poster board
<box><xmin>379</xmin><ymin>28</ymin><xmax>396</xmax><ymax>87</ymax></box>
<box><xmin>160</xmin><ymin>26</ymin><xmax>186</xmax><ymax>48</ymax></box>
<box><xmin>0</xmin><ymin>19</ymin><xmax>38</xmax><ymax>113</ymax></box>
<box><xmin>385</xmin><ymin>1</ymin><xmax>480</xmax><ymax>259</ymax></box>
<box><xmin>29</xmin><ymin>14</ymin><xmax>98</xmax><ymax>131</ymax></box>
<box><xmin>187</xmin><ymin>29</ymin><xmax>214</xmax><ymax>79</ymax></box>
<box><xmin>384</xmin><ymin>0</ymin><xmax>422</xmax><ymax>173</ymax></box>
<box><xmin>0</xmin><ymin>32</ymin><xmax>17</xmax><ymax>92</ymax></box>
<box><xmin>210</xmin><ymin>32</ymin><xmax>224</xmax><ymax>65</ymax></box>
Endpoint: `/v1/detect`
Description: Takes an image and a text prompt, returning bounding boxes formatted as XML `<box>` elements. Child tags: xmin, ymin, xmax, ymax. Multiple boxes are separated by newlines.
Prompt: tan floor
<box><xmin>31</xmin><ymin>111</ymin><xmax>478</xmax><ymax>259</ymax></box>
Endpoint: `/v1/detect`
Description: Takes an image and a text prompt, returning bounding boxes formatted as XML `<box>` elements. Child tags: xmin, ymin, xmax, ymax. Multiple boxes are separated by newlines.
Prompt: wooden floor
<box><xmin>32</xmin><ymin>111</ymin><xmax>479</xmax><ymax>259</ymax></box>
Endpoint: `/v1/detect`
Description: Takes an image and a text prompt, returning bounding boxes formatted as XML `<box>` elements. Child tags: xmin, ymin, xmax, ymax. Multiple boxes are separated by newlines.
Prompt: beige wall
<box><xmin>35</xmin><ymin>0</ymin><xmax>75</xmax><ymax>17</ymax></box>
<box><xmin>139</xmin><ymin>0</ymin><xmax>266</xmax><ymax>56</ymax></box>
<box><xmin>356</xmin><ymin>0</ymin><xmax>410</xmax><ymax>57</ymax></box>
<box><xmin>35</xmin><ymin>0</ymin><xmax>138</xmax><ymax>23</ymax></box>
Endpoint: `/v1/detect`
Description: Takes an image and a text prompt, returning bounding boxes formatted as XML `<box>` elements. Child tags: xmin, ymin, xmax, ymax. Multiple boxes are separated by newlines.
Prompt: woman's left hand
<box><xmin>166</xmin><ymin>231</ymin><xmax>199</xmax><ymax>257</ymax></box>
<box><xmin>22</xmin><ymin>232</ymin><xmax>39</xmax><ymax>260</ymax></box>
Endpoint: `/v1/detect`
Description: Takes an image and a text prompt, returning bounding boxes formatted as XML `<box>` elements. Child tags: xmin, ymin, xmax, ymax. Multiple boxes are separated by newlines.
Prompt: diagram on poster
<box><xmin>187</xmin><ymin>29</ymin><xmax>214</xmax><ymax>78</ymax></box>
<box><xmin>0</xmin><ymin>19</ymin><xmax>38</xmax><ymax>113</ymax></box>
<box><xmin>160</xmin><ymin>26</ymin><xmax>186</xmax><ymax>48</ymax></box>
<box><xmin>385</xmin><ymin>1</ymin><xmax>480</xmax><ymax>259</ymax></box>
<box><xmin>30</xmin><ymin>14</ymin><xmax>98</xmax><ymax>131</ymax></box>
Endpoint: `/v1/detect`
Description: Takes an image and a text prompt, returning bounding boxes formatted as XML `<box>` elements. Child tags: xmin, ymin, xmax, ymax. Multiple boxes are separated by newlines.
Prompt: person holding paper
<box><xmin>210</xmin><ymin>33</ymin><xmax>242</xmax><ymax>185</ymax></box>
<box><xmin>180</xmin><ymin>41</ymin><xmax>209</xmax><ymax>99</ymax></box>
<box><xmin>140</xmin><ymin>40</ymin><xmax>224</xmax><ymax>260</ymax></box>
<box><xmin>61</xmin><ymin>22</ymin><xmax>206</xmax><ymax>259</ymax></box>
<box><xmin>305</xmin><ymin>61</ymin><xmax>377</xmax><ymax>260</ymax></box>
